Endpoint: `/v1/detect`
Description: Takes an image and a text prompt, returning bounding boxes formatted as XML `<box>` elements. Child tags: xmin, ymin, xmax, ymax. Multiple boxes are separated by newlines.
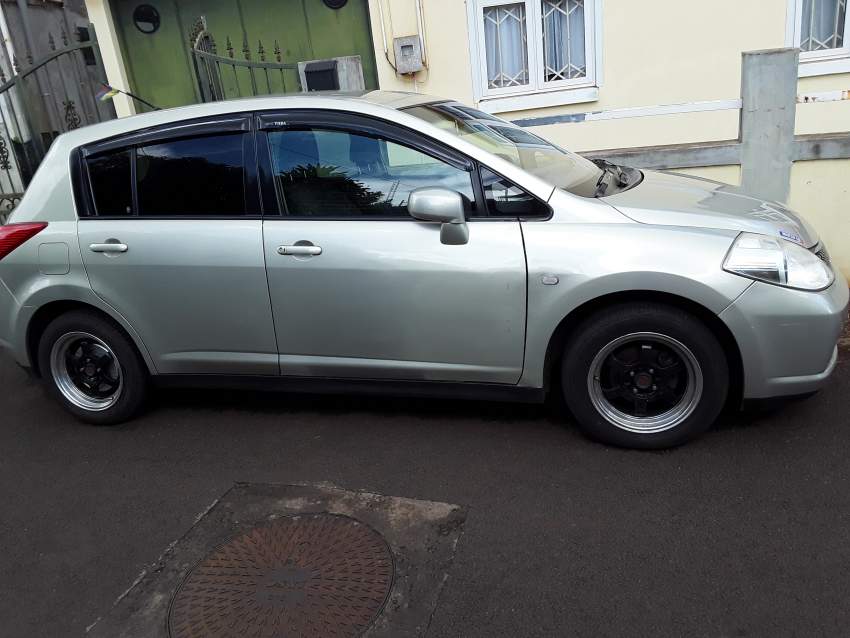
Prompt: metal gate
<box><xmin>0</xmin><ymin>24</ymin><xmax>115</xmax><ymax>223</ymax></box>
<box><xmin>189</xmin><ymin>17</ymin><xmax>301</xmax><ymax>103</ymax></box>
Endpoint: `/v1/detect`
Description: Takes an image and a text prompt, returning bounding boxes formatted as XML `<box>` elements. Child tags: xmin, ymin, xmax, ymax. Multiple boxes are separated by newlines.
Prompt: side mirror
<box><xmin>408</xmin><ymin>188</ymin><xmax>469</xmax><ymax>246</ymax></box>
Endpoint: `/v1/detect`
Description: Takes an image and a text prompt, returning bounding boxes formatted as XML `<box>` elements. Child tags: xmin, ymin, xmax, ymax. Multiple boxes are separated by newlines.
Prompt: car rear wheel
<box><xmin>561</xmin><ymin>303</ymin><xmax>728</xmax><ymax>449</ymax></box>
<box><xmin>38</xmin><ymin>310</ymin><xmax>148</xmax><ymax>425</ymax></box>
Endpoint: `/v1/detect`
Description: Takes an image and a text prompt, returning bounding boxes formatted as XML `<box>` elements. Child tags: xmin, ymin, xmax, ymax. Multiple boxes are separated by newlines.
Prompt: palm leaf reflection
<box><xmin>276</xmin><ymin>163</ymin><xmax>404</xmax><ymax>217</ymax></box>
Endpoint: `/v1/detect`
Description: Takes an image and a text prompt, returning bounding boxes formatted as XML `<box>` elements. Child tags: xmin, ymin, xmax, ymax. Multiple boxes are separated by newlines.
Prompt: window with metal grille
<box><xmin>473</xmin><ymin>0</ymin><xmax>598</xmax><ymax>100</ymax></box>
<box><xmin>788</xmin><ymin>0</ymin><xmax>850</xmax><ymax>74</ymax></box>
<box><xmin>800</xmin><ymin>0</ymin><xmax>846</xmax><ymax>51</ymax></box>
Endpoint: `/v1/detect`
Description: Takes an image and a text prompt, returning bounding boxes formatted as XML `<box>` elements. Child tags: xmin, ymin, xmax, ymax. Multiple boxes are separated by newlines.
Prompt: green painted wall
<box><xmin>112</xmin><ymin>0</ymin><xmax>378</xmax><ymax>111</ymax></box>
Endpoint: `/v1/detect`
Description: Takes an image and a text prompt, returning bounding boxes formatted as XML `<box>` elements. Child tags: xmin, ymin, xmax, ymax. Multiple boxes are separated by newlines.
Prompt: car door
<box><xmin>258</xmin><ymin>111</ymin><xmax>527</xmax><ymax>384</ymax></box>
<box><xmin>77</xmin><ymin>115</ymin><xmax>279</xmax><ymax>375</ymax></box>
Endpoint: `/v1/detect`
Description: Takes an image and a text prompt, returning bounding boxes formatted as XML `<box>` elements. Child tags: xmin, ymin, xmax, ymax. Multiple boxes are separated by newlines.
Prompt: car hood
<box><xmin>604</xmin><ymin>170</ymin><xmax>819</xmax><ymax>248</ymax></box>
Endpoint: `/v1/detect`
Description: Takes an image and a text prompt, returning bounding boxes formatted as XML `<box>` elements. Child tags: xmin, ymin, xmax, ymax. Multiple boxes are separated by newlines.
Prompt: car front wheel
<box><xmin>37</xmin><ymin>310</ymin><xmax>149</xmax><ymax>425</ymax></box>
<box><xmin>561</xmin><ymin>303</ymin><xmax>729</xmax><ymax>449</ymax></box>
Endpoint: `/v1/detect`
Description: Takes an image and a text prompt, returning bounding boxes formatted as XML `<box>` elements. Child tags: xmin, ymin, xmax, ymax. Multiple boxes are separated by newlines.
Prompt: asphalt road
<box><xmin>1</xmin><ymin>340</ymin><xmax>849</xmax><ymax>637</ymax></box>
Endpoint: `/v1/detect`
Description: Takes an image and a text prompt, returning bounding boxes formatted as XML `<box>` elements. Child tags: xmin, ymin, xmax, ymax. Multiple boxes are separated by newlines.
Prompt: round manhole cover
<box><xmin>168</xmin><ymin>514</ymin><xmax>393</xmax><ymax>638</ymax></box>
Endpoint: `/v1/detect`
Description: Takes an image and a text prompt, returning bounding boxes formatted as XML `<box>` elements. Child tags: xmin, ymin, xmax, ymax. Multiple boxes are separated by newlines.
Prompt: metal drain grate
<box><xmin>168</xmin><ymin>514</ymin><xmax>394</xmax><ymax>638</ymax></box>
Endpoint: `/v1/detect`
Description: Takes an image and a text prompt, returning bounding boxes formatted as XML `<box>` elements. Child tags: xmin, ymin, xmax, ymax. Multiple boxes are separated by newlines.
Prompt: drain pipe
<box><xmin>415</xmin><ymin>0</ymin><xmax>427</xmax><ymax>68</ymax></box>
<box><xmin>376</xmin><ymin>0</ymin><xmax>397</xmax><ymax>71</ymax></box>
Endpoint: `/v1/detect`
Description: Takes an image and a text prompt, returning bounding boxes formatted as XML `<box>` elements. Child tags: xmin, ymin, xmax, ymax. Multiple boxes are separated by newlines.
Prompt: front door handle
<box><xmin>90</xmin><ymin>242</ymin><xmax>128</xmax><ymax>254</ymax></box>
<box><xmin>278</xmin><ymin>245</ymin><xmax>322</xmax><ymax>256</ymax></box>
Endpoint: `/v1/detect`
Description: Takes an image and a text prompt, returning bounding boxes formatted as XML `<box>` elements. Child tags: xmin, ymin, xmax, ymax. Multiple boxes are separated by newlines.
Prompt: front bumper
<box><xmin>720</xmin><ymin>275</ymin><xmax>849</xmax><ymax>399</ymax></box>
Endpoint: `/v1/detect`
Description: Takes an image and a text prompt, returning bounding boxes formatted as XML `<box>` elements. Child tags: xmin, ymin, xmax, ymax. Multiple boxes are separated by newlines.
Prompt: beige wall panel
<box><xmin>526</xmin><ymin>109</ymin><xmax>741</xmax><ymax>153</ymax></box>
<box><xmin>789</xmin><ymin>159</ymin><xmax>850</xmax><ymax>277</ymax></box>
<box><xmin>368</xmin><ymin>0</ymin><xmax>475</xmax><ymax>103</ymax></box>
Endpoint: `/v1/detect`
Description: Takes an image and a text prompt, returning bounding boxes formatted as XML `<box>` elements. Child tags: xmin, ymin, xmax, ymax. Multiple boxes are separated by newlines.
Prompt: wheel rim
<box><xmin>49</xmin><ymin>331</ymin><xmax>123</xmax><ymax>411</ymax></box>
<box><xmin>587</xmin><ymin>332</ymin><xmax>703</xmax><ymax>434</ymax></box>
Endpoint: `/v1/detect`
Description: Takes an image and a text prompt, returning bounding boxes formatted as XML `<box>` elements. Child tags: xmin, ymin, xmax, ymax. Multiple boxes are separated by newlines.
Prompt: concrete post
<box><xmin>85</xmin><ymin>0</ymin><xmax>136</xmax><ymax>117</ymax></box>
<box><xmin>739</xmin><ymin>48</ymin><xmax>799</xmax><ymax>203</ymax></box>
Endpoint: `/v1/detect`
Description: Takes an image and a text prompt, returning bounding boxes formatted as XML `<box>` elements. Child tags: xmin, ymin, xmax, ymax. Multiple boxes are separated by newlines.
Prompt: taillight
<box><xmin>0</xmin><ymin>222</ymin><xmax>48</xmax><ymax>261</ymax></box>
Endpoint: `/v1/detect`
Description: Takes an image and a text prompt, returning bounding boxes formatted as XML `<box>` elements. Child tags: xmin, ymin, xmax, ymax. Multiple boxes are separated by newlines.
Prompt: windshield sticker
<box><xmin>779</xmin><ymin>229</ymin><xmax>803</xmax><ymax>244</ymax></box>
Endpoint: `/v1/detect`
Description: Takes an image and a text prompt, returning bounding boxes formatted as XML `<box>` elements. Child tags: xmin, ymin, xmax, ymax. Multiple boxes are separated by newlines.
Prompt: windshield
<box><xmin>404</xmin><ymin>102</ymin><xmax>603</xmax><ymax>197</ymax></box>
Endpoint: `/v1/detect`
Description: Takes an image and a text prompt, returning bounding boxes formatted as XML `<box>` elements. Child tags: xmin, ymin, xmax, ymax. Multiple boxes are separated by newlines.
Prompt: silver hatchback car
<box><xmin>0</xmin><ymin>92</ymin><xmax>846</xmax><ymax>448</ymax></box>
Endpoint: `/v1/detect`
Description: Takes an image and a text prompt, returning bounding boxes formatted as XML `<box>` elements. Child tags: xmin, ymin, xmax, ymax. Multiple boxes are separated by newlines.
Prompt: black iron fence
<box><xmin>0</xmin><ymin>24</ymin><xmax>115</xmax><ymax>222</ymax></box>
<box><xmin>190</xmin><ymin>18</ymin><xmax>301</xmax><ymax>103</ymax></box>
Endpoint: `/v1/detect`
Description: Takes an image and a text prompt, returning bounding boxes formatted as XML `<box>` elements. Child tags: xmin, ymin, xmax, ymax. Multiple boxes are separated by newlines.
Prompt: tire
<box><xmin>561</xmin><ymin>303</ymin><xmax>728</xmax><ymax>449</ymax></box>
<box><xmin>37</xmin><ymin>310</ymin><xmax>149</xmax><ymax>425</ymax></box>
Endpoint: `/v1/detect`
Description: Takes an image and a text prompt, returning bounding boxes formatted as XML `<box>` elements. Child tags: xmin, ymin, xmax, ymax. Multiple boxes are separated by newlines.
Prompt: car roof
<box><xmin>53</xmin><ymin>91</ymin><xmax>445</xmax><ymax>150</ymax></box>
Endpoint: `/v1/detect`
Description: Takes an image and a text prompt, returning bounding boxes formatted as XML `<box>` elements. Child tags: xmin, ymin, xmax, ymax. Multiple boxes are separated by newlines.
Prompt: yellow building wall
<box><xmin>368</xmin><ymin>0</ymin><xmax>791</xmax><ymax>149</ymax></box>
<box><xmin>369</xmin><ymin>0</ymin><xmax>850</xmax><ymax>277</ymax></box>
<box><xmin>796</xmin><ymin>73</ymin><xmax>850</xmax><ymax>135</ymax></box>
<box><xmin>789</xmin><ymin>160</ymin><xmax>850</xmax><ymax>277</ymax></box>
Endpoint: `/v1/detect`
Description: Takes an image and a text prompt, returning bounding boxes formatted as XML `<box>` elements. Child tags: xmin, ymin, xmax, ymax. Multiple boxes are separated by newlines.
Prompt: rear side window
<box><xmin>85</xmin><ymin>133</ymin><xmax>247</xmax><ymax>217</ymax></box>
<box><xmin>87</xmin><ymin>149</ymin><xmax>133</xmax><ymax>216</ymax></box>
<box><xmin>267</xmin><ymin>128</ymin><xmax>475</xmax><ymax>218</ymax></box>
<box><xmin>136</xmin><ymin>135</ymin><xmax>245</xmax><ymax>216</ymax></box>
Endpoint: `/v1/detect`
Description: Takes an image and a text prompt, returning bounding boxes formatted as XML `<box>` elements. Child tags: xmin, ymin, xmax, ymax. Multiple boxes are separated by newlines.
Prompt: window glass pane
<box><xmin>136</xmin><ymin>134</ymin><xmax>245</xmax><ymax>216</ymax></box>
<box><xmin>483</xmin><ymin>3</ymin><xmax>529</xmax><ymax>88</ymax></box>
<box><xmin>542</xmin><ymin>0</ymin><xmax>587</xmax><ymax>81</ymax></box>
<box><xmin>801</xmin><ymin>0</ymin><xmax>846</xmax><ymax>50</ymax></box>
<box><xmin>87</xmin><ymin>149</ymin><xmax>133</xmax><ymax>216</ymax></box>
<box><xmin>481</xmin><ymin>167</ymin><xmax>549</xmax><ymax>217</ymax></box>
<box><xmin>268</xmin><ymin>128</ymin><xmax>475</xmax><ymax>218</ymax></box>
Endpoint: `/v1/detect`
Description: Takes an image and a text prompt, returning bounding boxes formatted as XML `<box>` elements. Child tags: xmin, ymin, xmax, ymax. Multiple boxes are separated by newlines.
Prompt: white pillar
<box><xmin>85</xmin><ymin>0</ymin><xmax>136</xmax><ymax>117</ymax></box>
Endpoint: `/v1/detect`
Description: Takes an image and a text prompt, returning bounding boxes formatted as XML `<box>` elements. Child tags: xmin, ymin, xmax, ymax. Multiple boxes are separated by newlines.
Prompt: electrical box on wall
<box><xmin>393</xmin><ymin>35</ymin><xmax>423</xmax><ymax>75</ymax></box>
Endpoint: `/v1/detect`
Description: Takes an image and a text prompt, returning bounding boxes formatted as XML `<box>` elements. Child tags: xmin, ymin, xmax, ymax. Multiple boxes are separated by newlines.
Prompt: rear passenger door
<box><xmin>77</xmin><ymin>116</ymin><xmax>279</xmax><ymax>375</ymax></box>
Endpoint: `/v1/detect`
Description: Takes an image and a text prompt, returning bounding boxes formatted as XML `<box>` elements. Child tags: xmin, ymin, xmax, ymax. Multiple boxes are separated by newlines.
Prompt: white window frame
<box><xmin>785</xmin><ymin>0</ymin><xmax>850</xmax><ymax>76</ymax></box>
<box><xmin>468</xmin><ymin>0</ymin><xmax>602</xmax><ymax>113</ymax></box>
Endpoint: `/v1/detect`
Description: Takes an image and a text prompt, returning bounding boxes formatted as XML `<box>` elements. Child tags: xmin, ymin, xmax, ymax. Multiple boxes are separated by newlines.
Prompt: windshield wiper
<box><xmin>594</xmin><ymin>171</ymin><xmax>611</xmax><ymax>197</ymax></box>
<box><xmin>592</xmin><ymin>159</ymin><xmax>632</xmax><ymax>197</ymax></box>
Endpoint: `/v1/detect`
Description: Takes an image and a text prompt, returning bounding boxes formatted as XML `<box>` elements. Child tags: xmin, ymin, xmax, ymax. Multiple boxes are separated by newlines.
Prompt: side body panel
<box><xmin>263</xmin><ymin>219</ymin><xmax>527</xmax><ymax>383</ymax></box>
<box><xmin>519</xmin><ymin>217</ymin><xmax>751</xmax><ymax>388</ymax></box>
<box><xmin>0</xmin><ymin>220</ymin><xmax>157</xmax><ymax>373</ymax></box>
<box><xmin>78</xmin><ymin>219</ymin><xmax>278</xmax><ymax>374</ymax></box>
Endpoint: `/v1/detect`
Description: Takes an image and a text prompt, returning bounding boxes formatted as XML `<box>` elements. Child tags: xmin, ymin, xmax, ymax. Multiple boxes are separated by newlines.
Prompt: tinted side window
<box><xmin>87</xmin><ymin>149</ymin><xmax>133</xmax><ymax>216</ymax></box>
<box><xmin>136</xmin><ymin>134</ymin><xmax>245</xmax><ymax>216</ymax></box>
<box><xmin>481</xmin><ymin>167</ymin><xmax>550</xmax><ymax>217</ymax></box>
<box><xmin>267</xmin><ymin>128</ymin><xmax>474</xmax><ymax>218</ymax></box>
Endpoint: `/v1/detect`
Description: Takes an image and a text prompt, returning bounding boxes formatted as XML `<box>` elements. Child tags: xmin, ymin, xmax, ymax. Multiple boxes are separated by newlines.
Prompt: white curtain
<box><xmin>484</xmin><ymin>4</ymin><xmax>529</xmax><ymax>88</ymax></box>
<box><xmin>801</xmin><ymin>0</ymin><xmax>847</xmax><ymax>50</ymax></box>
<box><xmin>542</xmin><ymin>0</ymin><xmax>586</xmax><ymax>81</ymax></box>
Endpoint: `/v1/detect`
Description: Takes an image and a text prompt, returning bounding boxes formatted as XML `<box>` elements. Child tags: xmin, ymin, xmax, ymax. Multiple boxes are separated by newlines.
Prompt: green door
<box><xmin>112</xmin><ymin>0</ymin><xmax>378</xmax><ymax>110</ymax></box>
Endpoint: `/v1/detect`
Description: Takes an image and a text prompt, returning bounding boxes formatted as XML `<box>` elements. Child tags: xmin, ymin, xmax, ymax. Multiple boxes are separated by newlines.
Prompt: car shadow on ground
<box><xmin>143</xmin><ymin>379</ymin><xmax>806</xmax><ymax>443</ymax></box>
<box><xmin>151</xmin><ymin>386</ymin><xmax>555</xmax><ymax>424</ymax></box>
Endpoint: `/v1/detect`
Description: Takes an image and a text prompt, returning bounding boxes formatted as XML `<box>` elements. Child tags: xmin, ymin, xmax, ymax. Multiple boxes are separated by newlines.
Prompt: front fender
<box><xmin>519</xmin><ymin>222</ymin><xmax>750</xmax><ymax>388</ymax></box>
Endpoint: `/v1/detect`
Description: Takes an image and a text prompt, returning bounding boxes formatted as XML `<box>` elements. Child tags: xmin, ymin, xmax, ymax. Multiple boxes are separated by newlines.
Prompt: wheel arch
<box><xmin>542</xmin><ymin>290</ymin><xmax>744</xmax><ymax>411</ymax></box>
<box><xmin>26</xmin><ymin>300</ymin><xmax>155</xmax><ymax>378</ymax></box>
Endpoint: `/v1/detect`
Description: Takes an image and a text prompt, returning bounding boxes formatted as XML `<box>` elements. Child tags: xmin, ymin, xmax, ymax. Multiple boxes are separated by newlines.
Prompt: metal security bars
<box><xmin>542</xmin><ymin>0</ymin><xmax>587</xmax><ymax>81</ymax></box>
<box><xmin>483</xmin><ymin>4</ymin><xmax>530</xmax><ymax>89</ymax></box>
<box><xmin>189</xmin><ymin>17</ymin><xmax>301</xmax><ymax>103</ymax></box>
<box><xmin>472</xmin><ymin>0</ymin><xmax>597</xmax><ymax>103</ymax></box>
<box><xmin>0</xmin><ymin>24</ymin><xmax>115</xmax><ymax>220</ymax></box>
<box><xmin>800</xmin><ymin>0</ymin><xmax>847</xmax><ymax>51</ymax></box>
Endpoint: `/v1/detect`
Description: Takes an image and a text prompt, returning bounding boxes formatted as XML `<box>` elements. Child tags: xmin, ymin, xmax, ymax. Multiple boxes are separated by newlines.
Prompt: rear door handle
<box><xmin>278</xmin><ymin>245</ymin><xmax>322</xmax><ymax>256</ymax></box>
<box><xmin>90</xmin><ymin>242</ymin><xmax>128</xmax><ymax>254</ymax></box>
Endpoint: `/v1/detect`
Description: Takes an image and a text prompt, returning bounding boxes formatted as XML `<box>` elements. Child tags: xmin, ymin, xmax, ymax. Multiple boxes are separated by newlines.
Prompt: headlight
<box><xmin>723</xmin><ymin>232</ymin><xmax>834</xmax><ymax>291</ymax></box>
